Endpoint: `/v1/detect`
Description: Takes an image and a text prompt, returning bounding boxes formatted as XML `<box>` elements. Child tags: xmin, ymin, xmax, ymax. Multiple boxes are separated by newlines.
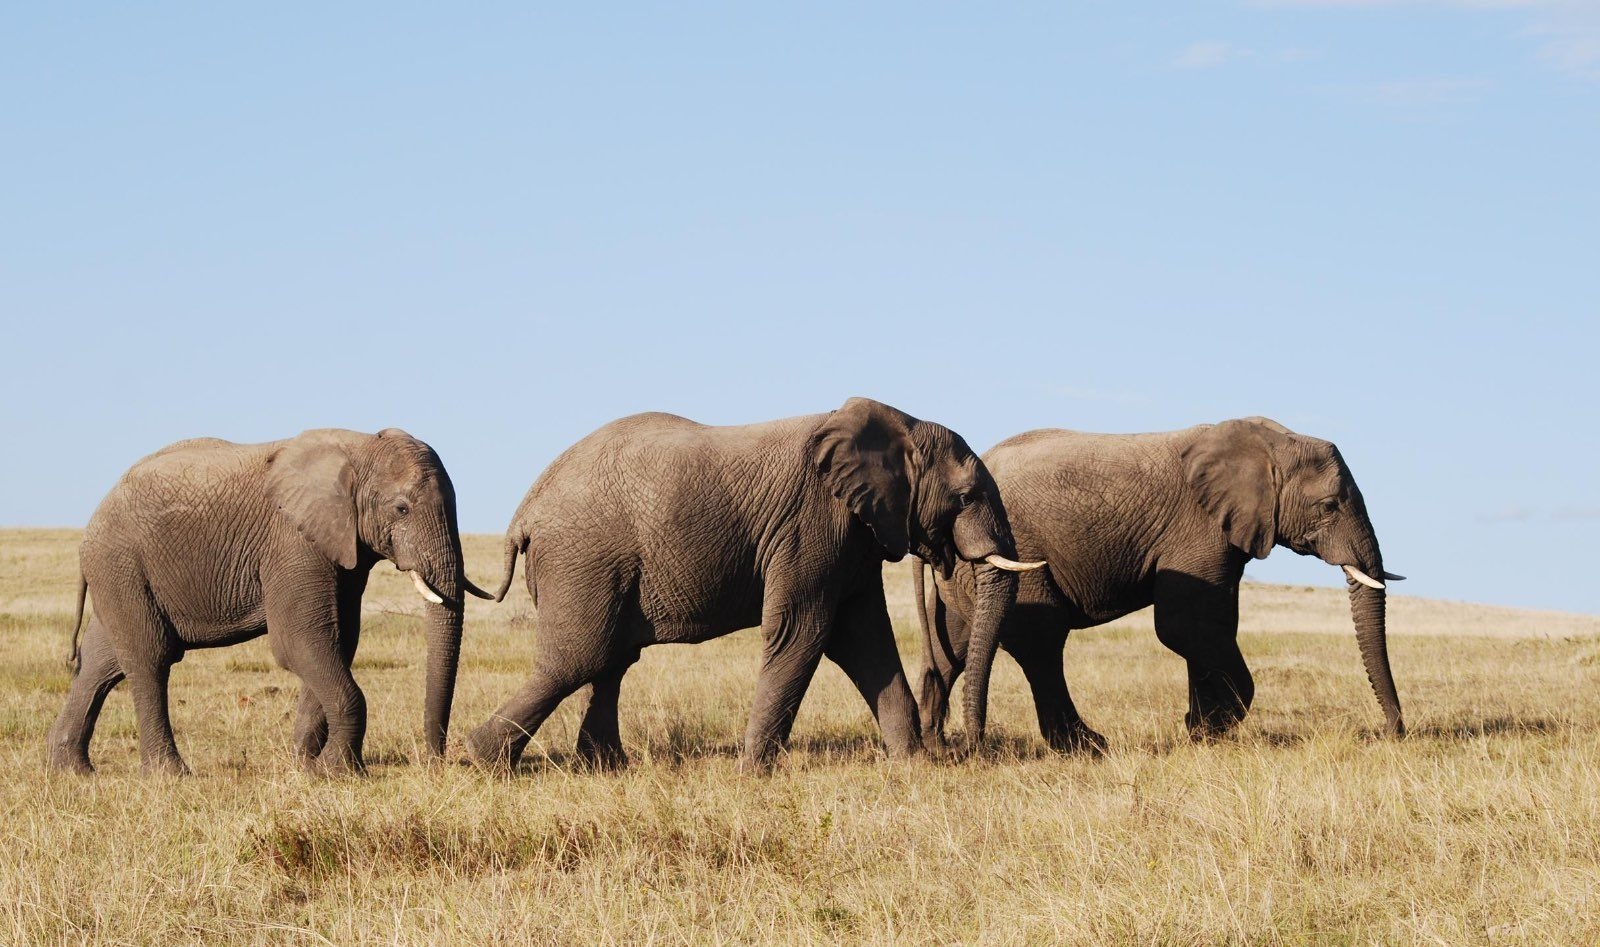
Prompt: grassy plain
<box><xmin>3</xmin><ymin>528</ymin><xmax>1599</xmax><ymax>944</ymax></box>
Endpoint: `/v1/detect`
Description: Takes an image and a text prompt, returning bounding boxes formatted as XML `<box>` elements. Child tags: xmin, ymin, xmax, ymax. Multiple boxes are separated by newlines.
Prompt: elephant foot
<box><xmin>1047</xmin><ymin>725</ymin><xmax>1108</xmax><ymax>757</ymax></box>
<box><xmin>46</xmin><ymin>751</ymin><xmax>95</xmax><ymax>776</ymax></box>
<box><xmin>140</xmin><ymin>755</ymin><xmax>191</xmax><ymax>778</ymax></box>
<box><xmin>575</xmin><ymin>748</ymin><xmax>629</xmax><ymax>772</ymax></box>
<box><xmin>1185</xmin><ymin>718</ymin><xmax>1243</xmax><ymax>743</ymax></box>
<box><xmin>293</xmin><ymin>737</ymin><xmax>329</xmax><ymax>765</ymax></box>
<box><xmin>883</xmin><ymin>741</ymin><xmax>926</xmax><ymax>763</ymax></box>
<box><xmin>928</xmin><ymin>733</ymin><xmax>975</xmax><ymax>763</ymax></box>
<box><xmin>575</xmin><ymin>734</ymin><xmax>629</xmax><ymax>771</ymax></box>
<box><xmin>309</xmin><ymin>754</ymin><xmax>367</xmax><ymax>778</ymax></box>
<box><xmin>464</xmin><ymin>725</ymin><xmax>523</xmax><ymax>773</ymax></box>
<box><xmin>734</xmin><ymin>752</ymin><xmax>779</xmax><ymax>776</ymax></box>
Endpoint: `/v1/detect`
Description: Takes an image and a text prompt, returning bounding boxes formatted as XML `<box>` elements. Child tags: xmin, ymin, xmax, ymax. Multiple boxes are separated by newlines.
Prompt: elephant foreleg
<box><xmin>1153</xmin><ymin>570</ymin><xmax>1254</xmax><ymax>739</ymax></box>
<box><xmin>291</xmin><ymin>573</ymin><xmax>365</xmax><ymax>766</ymax></box>
<box><xmin>266</xmin><ymin>569</ymin><xmax>366</xmax><ymax>776</ymax></box>
<box><xmin>45</xmin><ymin>616</ymin><xmax>126</xmax><ymax>774</ymax></box>
<box><xmin>825</xmin><ymin>584</ymin><xmax>923</xmax><ymax>760</ymax></box>
<box><xmin>740</xmin><ymin>598</ymin><xmax>829</xmax><ymax>772</ymax></box>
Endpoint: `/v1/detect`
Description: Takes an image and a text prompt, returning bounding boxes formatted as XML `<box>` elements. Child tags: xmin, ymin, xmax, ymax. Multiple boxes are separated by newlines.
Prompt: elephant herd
<box><xmin>44</xmin><ymin>397</ymin><xmax>1403</xmax><ymax>777</ymax></box>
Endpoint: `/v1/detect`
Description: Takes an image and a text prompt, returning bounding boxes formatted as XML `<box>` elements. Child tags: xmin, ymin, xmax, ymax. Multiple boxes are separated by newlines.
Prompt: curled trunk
<box><xmin>1349</xmin><ymin>579</ymin><xmax>1403</xmax><ymax>735</ymax></box>
<box><xmin>960</xmin><ymin>563</ymin><xmax>1019</xmax><ymax>746</ymax></box>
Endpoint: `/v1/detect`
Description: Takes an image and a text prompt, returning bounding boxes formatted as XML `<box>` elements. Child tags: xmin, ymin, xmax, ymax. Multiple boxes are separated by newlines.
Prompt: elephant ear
<box><xmin>1181</xmin><ymin>418</ymin><xmax>1285</xmax><ymax>560</ymax></box>
<box><xmin>811</xmin><ymin>397</ymin><xmax>916</xmax><ymax>561</ymax></box>
<box><xmin>267</xmin><ymin>431</ymin><xmax>360</xmax><ymax>570</ymax></box>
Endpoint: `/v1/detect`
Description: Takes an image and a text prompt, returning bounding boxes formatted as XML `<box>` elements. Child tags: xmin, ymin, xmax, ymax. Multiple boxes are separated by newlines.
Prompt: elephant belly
<box><xmin>635</xmin><ymin>577</ymin><xmax>765</xmax><ymax>646</ymax></box>
<box><xmin>1020</xmin><ymin>570</ymin><xmax>1155</xmax><ymax>631</ymax></box>
<box><xmin>167</xmin><ymin>605</ymin><xmax>270</xmax><ymax>649</ymax></box>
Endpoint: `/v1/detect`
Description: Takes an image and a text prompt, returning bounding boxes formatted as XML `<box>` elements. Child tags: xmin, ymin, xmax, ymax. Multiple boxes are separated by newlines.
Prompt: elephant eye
<box><xmin>1319</xmin><ymin>498</ymin><xmax>1338</xmax><ymax>514</ymax></box>
<box><xmin>958</xmin><ymin>488</ymin><xmax>980</xmax><ymax>508</ymax></box>
<box><xmin>395</xmin><ymin>502</ymin><xmax>410</xmax><ymax>516</ymax></box>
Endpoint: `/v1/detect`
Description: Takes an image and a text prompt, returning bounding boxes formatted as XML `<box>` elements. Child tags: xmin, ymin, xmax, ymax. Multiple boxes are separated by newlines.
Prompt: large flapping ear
<box><xmin>1180</xmin><ymin>417</ymin><xmax>1285</xmax><ymax>560</ymax></box>
<box><xmin>267</xmin><ymin>430</ymin><xmax>360</xmax><ymax>569</ymax></box>
<box><xmin>811</xmin><ymin>397</ymin><xmax>916</xmax><ymax>560</ymax></box>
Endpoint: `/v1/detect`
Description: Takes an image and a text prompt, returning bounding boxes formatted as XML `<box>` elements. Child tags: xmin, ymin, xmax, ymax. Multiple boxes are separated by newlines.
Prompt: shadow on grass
<box><xmin>483</xmin><ymin>726</ymin><xmax>1069</xmax><ymax>777</ymax></box>
<box><xmin>1410</xmin><ymin>715</ymin><xmax>1566</xmax><ymax>740</ymax></box>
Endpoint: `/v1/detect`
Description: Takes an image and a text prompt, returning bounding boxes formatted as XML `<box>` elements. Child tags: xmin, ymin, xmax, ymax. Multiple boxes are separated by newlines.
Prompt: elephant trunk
<box><xmin>960</xmin><ymin>562</ymin><xmax>1019</xmax><ymax>747</ymax></box>
<box><xmin>410</xmin><ymin>522</ymin><xmax>471</xmax><ymax>759</ymax></box>
<box><xmin>1333</xmin><ymin>509</ymin><xmax>1403</xmax><ymax>736</ymax></box>
<box><xmin>1349</xmin><ymin>579</ymin><xmax>1403</xmax><ymax>736</ymax></box>
<box><xmin>421</xmin><ymin>595</ymin><xmax>463</xmax><ymax>758</ymax></box>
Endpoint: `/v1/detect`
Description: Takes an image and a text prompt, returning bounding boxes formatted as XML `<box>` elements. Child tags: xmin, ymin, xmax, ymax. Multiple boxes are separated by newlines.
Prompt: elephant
<box><xmin>917</xmin><ymin>417</ymin><xmax>1404</xmax><ymax>753</ymax></box>
<box><xmin>45</xmin><ymin>428</ymin><xmax>493</xmax><ymax>776</ymax></box>
<box><xmin>464</xmin><ymin>397</ymin><xmax>1044</xmax><ymax>772</ymax></box>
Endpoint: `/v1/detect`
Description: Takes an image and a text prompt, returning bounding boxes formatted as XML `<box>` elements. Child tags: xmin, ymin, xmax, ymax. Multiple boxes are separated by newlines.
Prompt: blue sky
<box><xmin>3</xmin><ymin>3</ymin><xmax>1597</xmax><ymax>613</ymax></box>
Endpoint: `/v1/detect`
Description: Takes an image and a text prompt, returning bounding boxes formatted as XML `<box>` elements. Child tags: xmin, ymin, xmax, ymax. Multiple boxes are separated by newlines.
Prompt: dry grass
<box><xmin>2</xmin><ymin>528</ymin><xmax>1598</xmax><ymax>944</ymax></box>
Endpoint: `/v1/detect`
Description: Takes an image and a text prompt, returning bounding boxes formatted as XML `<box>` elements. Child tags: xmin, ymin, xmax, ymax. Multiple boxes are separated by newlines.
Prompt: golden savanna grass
<box><xmin>3</xmin><ymin>528</ymin><xmax>1600</xmax><ymax>944</ymax></box>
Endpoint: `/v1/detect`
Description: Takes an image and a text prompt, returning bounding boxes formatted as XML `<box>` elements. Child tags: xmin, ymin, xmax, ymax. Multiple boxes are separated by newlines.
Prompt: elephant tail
<box><xmin>67</xmin><ymin>576</ymin><xmax>88</xmax><ymax>673</ymax></box>
<box><xmin>490</xmin><ymin>530</ymin><xmax>526</xmax><ymax>604</ymax></box>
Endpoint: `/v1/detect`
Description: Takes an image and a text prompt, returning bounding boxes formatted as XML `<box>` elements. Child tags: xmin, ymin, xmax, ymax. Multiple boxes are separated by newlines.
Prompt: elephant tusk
<box><xmin>984</xmin><ymin>554</ymin><xmax>1047</xmax><ymax>573</ymax></box>
<box><xmin>1382</xmin><ymin>571</ymin><xmax>1407</xmax><ymax>582</ymax></box>
<box><xmin>411</xmin><ymin>570</ymin><xmax>445</xmax><ymax>604</ymax></box>
<box><xmin>1343</xmin><ymin>565</ymin><xmax>1385</xmax><ymax>590</ymax></box>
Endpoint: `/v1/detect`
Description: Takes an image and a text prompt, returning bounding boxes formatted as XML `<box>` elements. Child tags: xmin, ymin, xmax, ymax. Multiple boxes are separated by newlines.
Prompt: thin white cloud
<box><xmin>1341</xmin><ymin>77</ymin><xmax>1492</xmax><ymax>105</ymax></box>
<box><xmin>1552</xmin><ymin>507</ymin><xmax>1600</xmax><ymax>522</ymax></box>
<box><xmin>1251</xmin><ymin>1</ymin><xmax>1539</xmax><ymax>8</ymax></box>
<box><xmin>1529</xmin><ymin>4</ymin><xmax>1600</xmax><ymax>78</ymax></box>
<box><xmin>1475</xmin><ymin>505</ymin><xmax>1600</xmax><ymax>524</ymax></box>
<box><xmin>1248</xmin><ymin>0</ymin><xmax>1600</xmax><ymax>81</ymax></box>
<box><xmin>1478</xmin><ymin>505</ymin><xmax>1537</xmax><ymax>523</ymax></box>
<box><xmin>1173</xmin><ymin>41</ymin><xmax>1245</xmax><ymax>69</ymax></box>
<box><xmin>1171</xmin><ymin>41</ymin><xmax>1318</xmax><ymax>69</ymax></box>
<box><xmin>1036</xmin><ymin>384</ymin><xmax>1152</xmax><ymax>406</ymax></box>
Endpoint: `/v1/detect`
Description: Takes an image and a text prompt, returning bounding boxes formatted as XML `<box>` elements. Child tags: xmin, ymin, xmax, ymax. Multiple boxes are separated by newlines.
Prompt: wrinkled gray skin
<box><xmin>920</xmin><ymin>418</ymin><xmax>1403</xmax><ymax>752</ymax></box>
<box><xmin>465</xmin><ymin>397</ymin><xmax>1026</xmax><ymax>772</ymax></box>
<box><xmin>46</xmin><ymin>429</ymin><xmax>492</xmax><ymax>776</ymax></box>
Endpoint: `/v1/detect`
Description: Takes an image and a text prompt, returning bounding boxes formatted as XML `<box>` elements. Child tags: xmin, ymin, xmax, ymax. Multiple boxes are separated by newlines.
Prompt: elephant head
<box><xmin>1182</xmin><ymin>417</ymin><xmax>1405</xmax><ymax>735</ymax></box>
<box><xmin>812</xmin><ymin>397</ymin><xmax>1044</xmax><ymax>745</ymax></box>
<box><xmin>268</xmin><ymin>428</ymin><xmax>494</xmax><ymax>757</ymax></box>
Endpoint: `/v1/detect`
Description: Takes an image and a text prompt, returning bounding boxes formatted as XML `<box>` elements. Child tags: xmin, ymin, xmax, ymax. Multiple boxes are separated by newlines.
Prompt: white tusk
<box><xmin>984</xmin><ymin>554</ymin><xmax>1048</xmax><ymax>573</ymax></box>
<box><xmin>1343</xmin><ymin>565</ymin><xmax>1385</xmax><ymax>590</ymax></box>
<box><xmin>410</xmin><ymin>570</ymin><xmax>444</xmax><ymax>604</ymax></box>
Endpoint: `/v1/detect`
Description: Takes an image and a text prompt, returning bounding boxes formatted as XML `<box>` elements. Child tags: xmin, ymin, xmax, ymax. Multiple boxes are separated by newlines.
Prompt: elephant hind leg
<box><xmin>46</xmin><ymin>616</ymin><xmax>126</xmax><ymax>774</ymax></box>
<box><xmin>87</xmin><ymin>579</ymin><xmax>188</xmax><ymax>776</ymax></box>
<box><xmin>1007</xmin><ymin>629</ymin><xmax>1105</xmax><ymax>755</ymax></box>
<box><xmin>292</xmin><ymin>690</ymin><xmax>330</xmax><ymax>766</ymax></box>
<box><xmin>575</xmin><ymin>653</ymin><xmax>638</xmax><ymax>770</ymax></box>
<box><xmin>468</xmin><ymin>580</ymin><xmax>629</xmax><ymax>772</ymax></box>
<box><xmin>466</xmin><ymin>662</ymin><xmax>590</xmax><ymax>770</ymax></box>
